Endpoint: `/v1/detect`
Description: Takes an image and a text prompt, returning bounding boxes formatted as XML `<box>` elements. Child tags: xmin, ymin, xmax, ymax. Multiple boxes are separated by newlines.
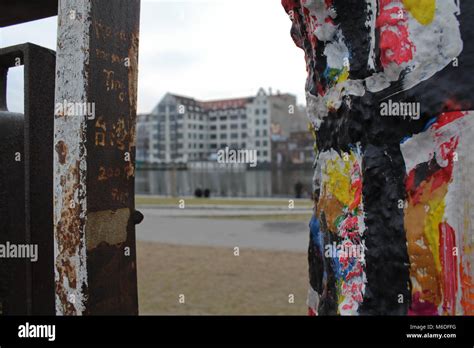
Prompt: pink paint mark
<box><xmin>409</xmin><ymin>291</ymin><xmax>439</xmax><ymax>315</ymax></box>
<box><xmin>439</xmin><ymin>222</ymin><xmax>458</xmax><ymax>315</ymax></box>
<box><xmin>376</xmin><ymin>0</ymin><xmax>414</xmax><ymax>67</ymax></box>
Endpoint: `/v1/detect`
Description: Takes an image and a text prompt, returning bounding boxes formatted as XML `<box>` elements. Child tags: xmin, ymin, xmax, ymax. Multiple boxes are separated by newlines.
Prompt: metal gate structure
<box><xmin>0</xmin><ymin>0</ymin><xmax>141</xmax><ymax>315</ymax></box>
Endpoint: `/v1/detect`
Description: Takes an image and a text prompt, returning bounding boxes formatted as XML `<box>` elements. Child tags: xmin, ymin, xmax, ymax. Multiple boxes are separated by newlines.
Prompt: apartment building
<box><xmin>137</xmin><ymin>88</ymin><xmax>308</xmax><ymax>166</ymax></box>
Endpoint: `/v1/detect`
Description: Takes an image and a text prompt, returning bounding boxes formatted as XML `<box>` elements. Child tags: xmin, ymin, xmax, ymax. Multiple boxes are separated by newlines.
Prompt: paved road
<box><xmin>138</xmin><ymin>206</ymin><xmax>310</xmax><ymax>217</ymax></box>
<box><xmin>136</xmin><ymin>208</ymin><xmax>310</xmax><ymax>252</ymax></box>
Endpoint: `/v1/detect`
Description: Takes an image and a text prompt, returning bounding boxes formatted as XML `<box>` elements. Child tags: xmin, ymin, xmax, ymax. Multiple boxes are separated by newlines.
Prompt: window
<box><xmin>230</xmin><ymin>115</ymin><xmax>238</xmax><ymax>120</ymax></box>
<box><xmin>210</xmin><ymin>134</ymin><xmax>217</xmax><ymax>139</ymax></box>
<box><xmin>262</xmin><ymin>109</ymin><xmax>267</xmax><ymax>115</ymax></box>
<box><xmin>231</xmin><ymin>133</ymin><xmax>238</xmax><ymax>139</ymax></box>
<box><xmin>256</xmin><ymin>130</ymin><xmax>260</xmax><ymax>136</ymax></box>
<box><xmin>255</xmin><ymin>109</ymin><xmax>260</xmax><ymax>115</ymax></box>
<box><xmin>241</xmin><ymin>124</ymin><xmax>247</xmax><ymax>129</ymax></box>
<box><xmin>199</xmin><ymin>134</ymin><xmax>203</xmax><ymax>139</ymax></box>
<box><xmin>263</xmin><ymin>151</ymin><xmax>268</xmax><ymax>156</ymax></box>
<box><xmin>220</xmin><ymin>125</ymin><xmax>227</xmax><ymax>130</ymax></box>
<box><xmin>262</xmin><ymin>119</ymin><xmax>267</xmax><ymax>125</ymax></box>
<box><xmin>263</xmin><ymin>140</ymin><xmax>268</xmax><ymax>146</ymax></box>
<box><xmin>230</xmin><ymin>124</ymin><xmax>238</xmax><ymax>129</ymax></box>
<box><xmin>241</xmin><ymin>143</ymin><xmax>246</xmax><ymax>148</ymax></box>
<box><xmin>220</xmin><ymin>134</ymin><xmax>227</xmax><ymax>139</ymax></box>
<box><xmin>210</xmin><ymin>125</ymin><xmax>217</xmax><ymax>130</ymax></box>
<box><xmin>256</xmin><ymin>140</ymin><xmax>260</xmax><ymax>146</ymax></box>
<box><xmin>220</xmin><ymin>116</ymin><xmax>227</xmax><ymax>121</ymax></box>
<box><xmin>263</xmin><ymin>130</ymin><xmax>267</xmax><ymax>136</ymax></box>
<box><xmin>256</xmin><ymin>120</ymin><xmax>260</xmax><ymax>125</ymax></box>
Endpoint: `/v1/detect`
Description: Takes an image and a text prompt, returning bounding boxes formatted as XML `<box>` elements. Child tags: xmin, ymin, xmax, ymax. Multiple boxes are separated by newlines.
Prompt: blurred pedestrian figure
<box><xmin>294</xmin><ymin>181</ymin><xmax>303</xmax><ymax>198</ymax></box>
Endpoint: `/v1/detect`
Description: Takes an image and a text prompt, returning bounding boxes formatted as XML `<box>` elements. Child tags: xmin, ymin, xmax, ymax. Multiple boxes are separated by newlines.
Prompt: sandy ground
<box><xmin>137</xmin><ymin>241</ymin><xmax>308</xmax><ymax>315</ymax></box>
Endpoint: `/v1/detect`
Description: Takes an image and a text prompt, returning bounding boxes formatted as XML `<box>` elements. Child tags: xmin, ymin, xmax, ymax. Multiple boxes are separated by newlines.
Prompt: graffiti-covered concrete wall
<box><xmin>282</xmin><ymin>0</ymin><xmax>473</xmax><ymax>315</ymax></box>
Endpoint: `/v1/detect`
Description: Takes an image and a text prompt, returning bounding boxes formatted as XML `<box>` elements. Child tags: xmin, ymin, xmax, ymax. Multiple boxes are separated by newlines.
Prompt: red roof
<box><xmin>199</xmin><ymin>97</ymin><xmax>253</xmax><ymax>110</ymax></box>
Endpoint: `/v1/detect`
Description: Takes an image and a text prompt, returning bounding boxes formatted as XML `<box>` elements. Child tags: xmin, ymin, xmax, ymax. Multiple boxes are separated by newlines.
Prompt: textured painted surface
<box><xmin>402</xmin><ymin>111</ymin><xmax>474</xmax><ymax>315</ymax></box>
<box><xmin>283</xmin><ymin>0</ymin><xmax>473</xmax><ymax>315</ymax></box>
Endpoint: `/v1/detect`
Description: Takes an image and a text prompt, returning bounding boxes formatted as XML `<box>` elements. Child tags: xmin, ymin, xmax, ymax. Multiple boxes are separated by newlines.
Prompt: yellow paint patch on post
<box><xmin>403</xmin><ymin>0</ymin><xmax>436</xmax><ymax>25</ymax></box>
<box><xmin>324</xmin><ymin>154</ymin><xmax>354</xmax><ymax>207</ymax></box>
<box><xmin>423</xmin><ymin>197</ymin><xmax>444</xmax><ymax>273</ymax></box>
<box><xmin>337</xmin><ymin>68</ymin><xmax>350</xmax><ymax>84</ymax></box>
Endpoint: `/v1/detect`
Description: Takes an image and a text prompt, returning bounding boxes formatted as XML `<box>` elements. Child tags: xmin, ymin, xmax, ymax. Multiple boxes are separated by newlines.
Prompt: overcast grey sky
<box><xmin>0</xmin><ymin>0</ymin><xmax>306</xmax><ymax>114</ymax></box>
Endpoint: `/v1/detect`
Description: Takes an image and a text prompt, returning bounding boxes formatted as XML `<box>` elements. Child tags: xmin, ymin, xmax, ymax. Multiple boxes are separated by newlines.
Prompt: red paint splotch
<box><xmin>377</xmin><ymin>0</ymin><xmax>414</xmax><ymax>67</ymax></box>
<box><xmin>460</xmin><ymin>262</ymin><xmax>474</xmax><ymax>314</ymax></box>
<box><xmin>432</xmin><ymin>111</ymin><xmax>467</xmax><ymax>130</ymax></box>
<box><xmin>409</xmin><ymin>291</ymin><xmax>438</xmax><ymax>315</ymax></box>
<box><xmin>405</xmin><ymin>136</ymin><xmax>459</xmax><ymax>205</ymax></box>
<box><xmin>439</xmin><ymin>222</ymin><xmax>458</xmax><ymax>315</ymax></box>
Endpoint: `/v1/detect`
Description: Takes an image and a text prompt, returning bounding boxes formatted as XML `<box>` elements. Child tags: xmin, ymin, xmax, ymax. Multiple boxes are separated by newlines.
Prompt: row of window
<box><xmin>154</xmin><ymin>129</ymin><xmax>270</xmax><ymax>141</ymax></box>
<box><xmin>209</xmin><ymin>124</ymin><xmax>247</xmax><ymax>130</ymax></box>
<box><xmin>209</xmin><ymin>114</ymin><xmax>247</xmax><ymax>122</ymax></box>
<box><xmin>210</xmin><ymin>133</ymin><xmax>247</xmax><ymax>140</ymax></box>
<box><xmin>208</xmin><ymin>109</ymin><xmax>246</xmax><ymax>117</ymax></box>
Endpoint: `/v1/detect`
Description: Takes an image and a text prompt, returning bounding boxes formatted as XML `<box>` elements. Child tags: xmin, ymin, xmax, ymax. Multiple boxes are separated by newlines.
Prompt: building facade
<box><xmin>137</xmin><ymin>88</ymin><xmax>309</xmax><ymax>166</ymax></box>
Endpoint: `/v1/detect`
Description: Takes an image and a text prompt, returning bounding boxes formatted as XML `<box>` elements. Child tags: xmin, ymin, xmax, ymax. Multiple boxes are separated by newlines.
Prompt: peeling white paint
<box><xmin>366</xmin><ymin>0</ymin><xmax>378</xmax><ymax>72</ymax></box>
<box><xmin>54</xmin><ymin>0</ymin><xmax>91</xmax><ymax>315</ymax></box>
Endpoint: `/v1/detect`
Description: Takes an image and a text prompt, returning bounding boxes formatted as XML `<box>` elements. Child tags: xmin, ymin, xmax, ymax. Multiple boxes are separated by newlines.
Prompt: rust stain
<box><xmin>55</xmin><ymin>140</ymin><xmax>68</xmax><ymax>165</ymax></box>
<box><xmin>128</xmin><ymin>30</ymin><xmax>139</xmax><ymax>151</ymax></box>
<box><xmin>55</xmin><ymin>160</ymin><xmax>87</xmax><ymax>315</ymax></box>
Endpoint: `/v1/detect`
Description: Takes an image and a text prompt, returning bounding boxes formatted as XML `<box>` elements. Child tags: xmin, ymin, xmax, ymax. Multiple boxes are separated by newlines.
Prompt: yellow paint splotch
<box><xmin>324</xmin><ymin>152</ymin><xmax>355</xmax><ymax>207</ymax></box>
<box><xmin>423</xmin><ymin>196</ymin><xmax>445</xmax><ymax>273</ymax></box>
<box><xmin>403</xmin><ymin>0</ymin><xmax>436</xmax><ymax>25</ymax></box>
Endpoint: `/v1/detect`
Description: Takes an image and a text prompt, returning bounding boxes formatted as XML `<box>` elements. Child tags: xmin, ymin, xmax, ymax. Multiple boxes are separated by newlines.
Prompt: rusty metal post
<box><xmin>54</xmin><ymin>0</ymin><xmax>140</xmax><ymax>315</ymax></box>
